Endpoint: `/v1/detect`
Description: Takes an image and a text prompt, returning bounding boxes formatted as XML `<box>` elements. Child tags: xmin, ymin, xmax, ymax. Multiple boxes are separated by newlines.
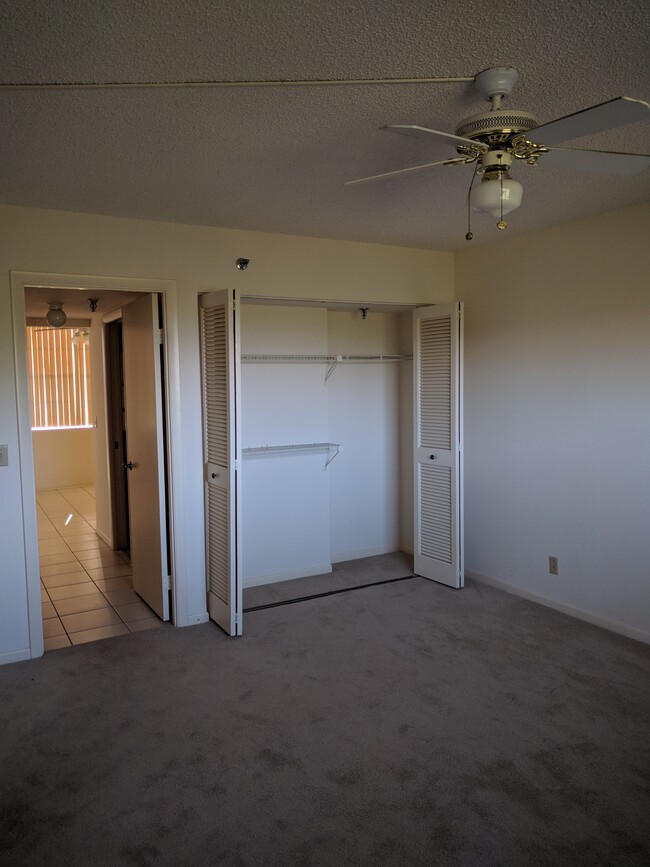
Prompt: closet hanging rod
<box><xmin>241</xmin><ymin>353</ymin><xmax>411</xmax><ymax>363</ymax></box>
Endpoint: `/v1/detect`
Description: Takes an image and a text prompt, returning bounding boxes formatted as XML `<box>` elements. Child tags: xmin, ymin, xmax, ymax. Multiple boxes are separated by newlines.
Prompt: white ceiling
<box><xmin>1</xmin><ymin>0</ymin><xmax>649</xmax><ymax>251</ymax></box>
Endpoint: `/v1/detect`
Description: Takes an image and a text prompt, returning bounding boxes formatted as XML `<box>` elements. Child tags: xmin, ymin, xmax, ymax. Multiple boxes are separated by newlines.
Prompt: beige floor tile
<box><xmin>47</xmin><ymin>582</ymin><xmax>99</xmax><ymax>601</ymax></box>
<box><xmin>66</xmin><ymin>537</ymin><xmax>107</xmax><ymax>550</ymax></box>
<box><xmin>40</xmin><ymin>561</ymin><xmax>85</xmax><ymax>577</ymax></box>
<box><xmin>61</xmin><ymin>607</ymin><xmax>122</xmax><ymax>633</ymax></box>
<box><xmin>78</xmin><ymin>552</ymin><xmax>128</xmax><ymax>569</ymax></box>
<box><xmin>102</xmin><ymin>588</ymin><xmax>140</xmax><ymax>605</ymax></box>
<box><xmin>42</xmin><ymin>570</ymin><xmax>91</xmax><ymax>589</ymax></box>
<box><xmin>38</xmin><ymin>540</ymin><xmax>71</xmax><ymax>555</ymax></box>
<box><xmin>86</xmin><ymin>564</ymin><xmax>133</xmax><ymax>581</ymax></box>
<box><xmin>53</xmin><ymin>593</ymin><xmax>111</xmax><ymax>617</ymax></box>
<box><xmin>58</xmin><ymin>524</ymin><xmax>93</xmax><ymax>538</ymax></box>
<box><xmin>83</xmin><ymin>486</ymin><xmax>96</xmax><ymax>497</ymax></box>
<box><xmin>128</xmin><ymin>618</ymin><xmax>165</xmax><ymax>632</ymax></box>
<box><xmin>114</xmin><ymin>600</ymin><xmax>156</xmax><ymax>622</ymax></box>
<box><xmin>60</xmin><ymin>533</ymin><xmax>99</xmax><ymax>545</ymax></box>
<box><xmin>37</xmin><ymin>528</ymin><xmax>60</xmax><ymax>540</ymax></box>
<box><xmin>44</xmin><ymin>634</ymin><xmax>72</xmax><ymax>651</ymax></box>
<box><xmin>69</xmin><ymin>624</ymin><xmax>129</xmax><ymax>645</ymax></box>
<box><xmin>49</xmin><ymin>513</ymin><xmax>83</xmax><ymax>526</ymax></box>
<box><xmin>43</xmin><ymin>617</ymin><xmax>66</xmax><ymax>638</ymax></box>
<box><xmin>41</xmin><ymin>601</ymin><xmax>57</xmax><ymax>619</ymax></box>
<box><xmin>41</xmin><ymin>585</ymin><xmax>49</xmax><ymax>602</ymax></box>
<box><xmin>92</xmin><ymin>576</ymin><xmax>133</xmax><ymax>592</ymax></box>
<box><xmin>57</xmin><ymin>515</ymin><xmax>92</xmax><ymax>536</ymax></box>
<box><xmin>39</xmin><ymin>551</ymin><xmax>79</xmax><ymax>567</ymax></box>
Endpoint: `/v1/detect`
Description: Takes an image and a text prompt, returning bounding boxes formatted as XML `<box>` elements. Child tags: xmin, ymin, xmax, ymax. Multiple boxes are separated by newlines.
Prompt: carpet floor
<box><xmin>0</xmin><ymin>576</ymin><xmax>648</xmax><ymax>866</ymax></box>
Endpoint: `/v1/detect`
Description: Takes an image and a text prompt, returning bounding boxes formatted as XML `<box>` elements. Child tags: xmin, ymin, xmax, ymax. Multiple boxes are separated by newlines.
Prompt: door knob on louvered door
<box><xmin>123</xmin><ymin>461</ymin><xmax>134</xmax><ymax>470</ymax></box>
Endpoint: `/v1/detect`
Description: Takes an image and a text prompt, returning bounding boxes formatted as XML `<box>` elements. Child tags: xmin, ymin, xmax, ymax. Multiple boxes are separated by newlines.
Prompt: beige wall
<box><xmin>455</xmin><ymin>201</ymin><xmax>650</xmax><ymax>640</ymax></box>
<box><xmin>32</xmin><ymin>428</ymin><xmax>95</xmax><ymax>490</ymax></box>
<box><xmin>0</xmin><ymin>204</ymin><xmax>453</xmax><ymax>663</ymax></box>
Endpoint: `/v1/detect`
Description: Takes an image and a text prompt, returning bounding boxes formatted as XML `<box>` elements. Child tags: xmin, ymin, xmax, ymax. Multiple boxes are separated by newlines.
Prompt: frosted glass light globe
<box><xmin>46</xmin><ymin>305</ymin><xmax>67</xmax><ymax>327</ymax></box>
<box><xmin>471</xmin><ymin>177</ymin><xmax>523</xmax><ymax>218</ymax></box>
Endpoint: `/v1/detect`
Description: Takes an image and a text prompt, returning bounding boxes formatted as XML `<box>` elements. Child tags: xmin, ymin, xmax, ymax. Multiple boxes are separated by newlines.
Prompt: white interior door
<box><xmin>122</xmin><ymin>293</ymin><xmax>170</xmax><ymax>619</ymax></box>
<box><xmin>199</xmin><ymin>289</ymin><xmax>242</xmax><ymax>636</ymax></box>
<box><xmin>413</xmin><ymin>303</ymin><xmax>463</xmax><ymax>588</ymax></box>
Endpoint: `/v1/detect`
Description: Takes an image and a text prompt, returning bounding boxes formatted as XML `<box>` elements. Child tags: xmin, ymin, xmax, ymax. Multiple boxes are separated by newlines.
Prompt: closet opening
<box><xmin>200</xmin><ymin>292</ymin><xmax>463</xmax><ymax>636</ymax></box>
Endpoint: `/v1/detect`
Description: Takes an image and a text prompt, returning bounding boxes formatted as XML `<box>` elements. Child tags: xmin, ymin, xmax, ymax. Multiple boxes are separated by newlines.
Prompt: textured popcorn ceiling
<box><xmin>1</xmin><ymin>0</ymin><xmax>649</xmax><ymax>250</ymax></box>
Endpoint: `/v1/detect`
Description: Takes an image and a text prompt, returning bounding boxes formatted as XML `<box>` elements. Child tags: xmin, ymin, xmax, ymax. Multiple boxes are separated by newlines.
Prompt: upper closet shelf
<box><xmin>241</xmin><ymin>353</ymin><xmax>412</xmax><ymax>381</ymax></box>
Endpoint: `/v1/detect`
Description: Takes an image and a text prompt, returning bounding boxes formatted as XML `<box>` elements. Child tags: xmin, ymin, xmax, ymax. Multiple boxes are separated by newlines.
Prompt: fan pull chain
<box><xmin>465</xmin><ymin>162</ymin><xmax>480</xmax><ymax>240</ymax></box>
<box><xmin>497</xmin><ymin>153</ymin><xmax>507</xmax><ymax>230</ymax></box>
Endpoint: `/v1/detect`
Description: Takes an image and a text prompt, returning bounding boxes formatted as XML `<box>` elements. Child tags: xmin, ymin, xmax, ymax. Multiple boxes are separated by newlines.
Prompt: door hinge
<box><xmin>157</xmin><ymin>328</ymin><xmax>164</xmax><ymax>345</ymax></box>
<box><xmin>163</xmin><ymin>574</ymin><xmax>171</xmax><ymax>592</ymax></box>
<box><xmin>235</xmin><ymin>612</ymin><xmax>242</xmax><ymax>627</ymax></box>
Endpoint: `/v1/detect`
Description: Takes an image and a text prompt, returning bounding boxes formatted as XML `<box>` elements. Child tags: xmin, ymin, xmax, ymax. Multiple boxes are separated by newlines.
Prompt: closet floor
<box><xmin>37</xmin><ymin>485</ymin><xmax>165</xmax><ymax>651</ymax></box>
<box><xmin>243</xmin><ymin>550</ymin><xmax>413</xmax><ymax>609</ymax></box>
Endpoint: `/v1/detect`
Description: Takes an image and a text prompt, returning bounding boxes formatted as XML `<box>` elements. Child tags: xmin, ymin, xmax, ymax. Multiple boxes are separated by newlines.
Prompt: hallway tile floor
<box><xmin>38</xmin><ymin>486</ymin><xmax>165</xmax><ymax>651</ymax></box>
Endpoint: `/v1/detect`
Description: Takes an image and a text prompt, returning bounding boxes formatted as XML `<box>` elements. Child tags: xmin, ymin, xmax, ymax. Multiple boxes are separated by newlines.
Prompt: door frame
<box><xmin>11</xmin><ymin>271</ymin><xmax>189</xmax><ymax>658</ymax></box>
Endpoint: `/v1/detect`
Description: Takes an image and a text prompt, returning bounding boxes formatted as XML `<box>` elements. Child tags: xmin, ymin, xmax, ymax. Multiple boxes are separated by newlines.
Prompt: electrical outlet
<box><xmin>549</xmin><ymin>556</ymin><xmax>558</xmax><ymax>575</ymax></box>
<box><xmin>0</xmin><ymin>444</ymin><xmax>8</xmax><ymax>467</ymax></box>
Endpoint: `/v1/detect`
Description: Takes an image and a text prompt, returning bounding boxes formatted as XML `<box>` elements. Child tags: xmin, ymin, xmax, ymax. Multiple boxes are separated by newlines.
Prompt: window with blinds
<box><xmin>26</xmin><ymin>327</ymin><xmax>92</xmax><ymax>430</ymax></box>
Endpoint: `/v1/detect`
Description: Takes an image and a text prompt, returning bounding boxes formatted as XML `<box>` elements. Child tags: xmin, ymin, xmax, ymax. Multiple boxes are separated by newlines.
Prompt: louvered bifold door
<box><xmin>413</xmin><ymin>303</ymin><xmax>464</xmax><ymax>588</ymax></box>
<box><xmin>199</xmin><ymin>289</ymin><xmax>242</xmax><ymax>635</ymax></box>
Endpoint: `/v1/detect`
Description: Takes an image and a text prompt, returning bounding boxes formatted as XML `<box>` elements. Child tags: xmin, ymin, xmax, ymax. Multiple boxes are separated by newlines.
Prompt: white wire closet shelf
<box><xmin>242</xmin><ymin>442</ymin><xmax>341</xmax><ymax>468</ymax></box>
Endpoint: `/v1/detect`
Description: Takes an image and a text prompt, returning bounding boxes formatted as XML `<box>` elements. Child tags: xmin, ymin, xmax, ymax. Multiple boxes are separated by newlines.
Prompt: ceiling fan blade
<box><xmin>344</xmin><ymin>157</ymin><xmax>470</xmax><ymax>186</ymax></box>
<box><xmin>542</xmin><ymin>146</ymin><xmax>650</xmax><ymax>176</ymax></box>
<box><xmin>382</xmin><ymin>125</ymin><xmax>488</xmax><ymax>152</ymax></box>
<box><xmin>532</xmin><ymin>97</ymin><xmax>650</xmax><ymax>145</ymax></box>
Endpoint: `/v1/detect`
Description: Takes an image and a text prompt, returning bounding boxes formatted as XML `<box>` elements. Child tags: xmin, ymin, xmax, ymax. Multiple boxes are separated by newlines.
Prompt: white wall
<box><xmin>240</xmin><ymin>305</ymin><xmax>332</xmax><ymax>585</ymax></box>
<box><xmin>32</xmin><ymin>429</ymin><xmax>95</xmax><ymax>490</ymax></box>
<box><xmin>327</xmin><ymin>310</ymin><xmax>404</xmax><ymax>561</ymax></box>
<box><xmin>455</xmin><ymin>202</ymin><xmax>650</xmax><ymax>642</ymax></box>
<box><xmin>1</xmin><ymin>203</ymin><xmax>453</xmax><ymax>663</ymax></box>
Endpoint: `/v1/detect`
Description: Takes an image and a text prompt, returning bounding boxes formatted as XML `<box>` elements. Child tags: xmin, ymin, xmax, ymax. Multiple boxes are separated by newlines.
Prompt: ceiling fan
<box><xmin>344</xmin><ymin>67</ymin><xmax>650</xmax><ymax>238</ymax></box>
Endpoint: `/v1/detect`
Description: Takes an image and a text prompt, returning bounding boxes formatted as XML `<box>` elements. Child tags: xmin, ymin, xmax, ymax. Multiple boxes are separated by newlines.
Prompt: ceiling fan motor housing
<box><xmin>455</xmin><ymin>109</ymin><xmax>539</xmax><ymax>145</ymax></box>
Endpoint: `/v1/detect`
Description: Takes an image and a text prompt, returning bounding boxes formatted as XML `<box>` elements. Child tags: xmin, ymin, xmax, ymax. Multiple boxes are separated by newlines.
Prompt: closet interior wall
<box><xmin>240</xmin><ymin>301</ymin><xmax>413</xmax><ymax>588</ymax></box>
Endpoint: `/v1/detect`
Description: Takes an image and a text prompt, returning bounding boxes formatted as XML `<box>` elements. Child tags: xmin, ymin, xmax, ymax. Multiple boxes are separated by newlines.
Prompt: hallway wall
<box><xmin>32</xmin><ymin>429</ymin><xmax>95</xmax><ymax>490</ymax></box>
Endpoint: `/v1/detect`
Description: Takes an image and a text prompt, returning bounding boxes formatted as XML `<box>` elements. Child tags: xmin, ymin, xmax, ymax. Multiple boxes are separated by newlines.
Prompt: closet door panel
<box><xmin>199</xmin><ymin>289</ymin><xmax>242</xmax><ymax>635</ymax></box>
<box><xmin>413</xmin><ymin>303</ymin><xmax>463</xmax><ymax>588</ymax></box>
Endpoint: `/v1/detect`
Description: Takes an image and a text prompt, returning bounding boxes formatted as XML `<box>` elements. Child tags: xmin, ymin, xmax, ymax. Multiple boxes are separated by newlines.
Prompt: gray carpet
<box><xmin>243</xmin><ymin>550</ymin><xmax>413</xmax><ymax>607</ymax></box>
<box><xmin>1</xmin><ymin>576</ymin><xmax>649</xmax><ymax>866</ymax></box>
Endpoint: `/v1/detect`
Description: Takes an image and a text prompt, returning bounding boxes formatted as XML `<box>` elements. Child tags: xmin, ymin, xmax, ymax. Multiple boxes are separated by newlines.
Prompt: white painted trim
<box><xmin>331</xmin><ymin>545</ymin><xmax>401</xmax><ymax>563</ymax></box>
<box><xmin>0</xmin><ymin>648</ymin><xmax>32</xmax><ymax>665</ymax></box>
<box><xmin>10</xmin><ymin>270</ymin><xmax>202</xmax><ymax>662</ymax></box>
<box><xmin>94</xmin><ymin>528</ymin><xmax>113</xmax><ymax>548</ymax></box>
<box><xmin>466</xmin><ymin>569</ymin><xmax>650</xmax><ymax>646</ymax></box>
<box><xmin>243</xmin><ymin>563</ymin><xmax>333</xmax><ymax>588</ymax></box>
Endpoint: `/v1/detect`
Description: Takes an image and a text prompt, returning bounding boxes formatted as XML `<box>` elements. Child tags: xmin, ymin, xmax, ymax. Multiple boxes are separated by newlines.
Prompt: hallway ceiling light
<box><xmin>45</xmin><ymin>303</ymin><xmax>67</xmax><ymax>327</ymax></box>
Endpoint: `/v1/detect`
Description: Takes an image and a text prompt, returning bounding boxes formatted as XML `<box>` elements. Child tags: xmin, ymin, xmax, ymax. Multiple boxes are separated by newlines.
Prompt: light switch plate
<box><xmin>0</xmin><ymin>444</ymin><xmax>7</xmax><ymax>467</ymax></box>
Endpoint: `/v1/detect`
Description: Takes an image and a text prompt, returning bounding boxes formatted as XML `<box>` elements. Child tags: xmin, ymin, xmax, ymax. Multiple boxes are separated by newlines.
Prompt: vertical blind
<box><xmin>26</xmin><ymin>327</ymin><xmax>92</xmax><ymax>429</ymax></box>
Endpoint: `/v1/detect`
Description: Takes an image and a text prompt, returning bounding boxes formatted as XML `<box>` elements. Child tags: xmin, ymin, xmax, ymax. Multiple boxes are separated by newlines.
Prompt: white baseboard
<box><xmin>94</xmin><ymin>528</ymin><xmax>113</xmax><ymax>548</ymax></box>
<box><xmin>466</xmin><ymin>569</ymin><xmax>650</xmax><ymax>646</ymax></box>
<box><xmin>243</xmin><ymin>562</ymin><xmax>332</xmax><ymax>589</ymax></box>
<box><xmin>0</xmin><ymin>648</ymin><xmax>32</xmax><ymax>666</ymax></box>
<box><xmin>331</xmin><ymin>544</ymin><xmax>400</xmax><ymax>564</ymax></box>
